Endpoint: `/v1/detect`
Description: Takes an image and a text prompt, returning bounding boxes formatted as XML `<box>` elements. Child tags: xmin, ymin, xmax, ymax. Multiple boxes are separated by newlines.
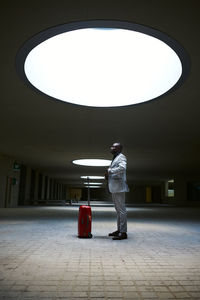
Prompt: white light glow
<box><xmin>73</xmin><ymin>159</ymin><xmax>111</xmax><ymax>166</ymax></box>
<box><xmin>84</xmin><ymin>182</ymin><xmax>103</xmax><ymax>185</ymax></box>
<box><xmin>85</xmin><ymin>186</ymin><xmax>101</xmax><ymax>188</ymax></box>
<box><xmin>81</xmin><ymin>176</ymin><xmax>105</xmax><ymax>179</ymax></box>
<box><xmin>24</xmin><ymin>28</ymin><xmax>182</xmax><ymax>107</ymax></box>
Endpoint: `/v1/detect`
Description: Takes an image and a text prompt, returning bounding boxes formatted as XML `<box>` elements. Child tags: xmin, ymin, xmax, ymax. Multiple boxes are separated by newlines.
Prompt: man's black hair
<box><xmin>116</xmin><ymin>142</ymin><xmax>123</xmax><ymax>152</ymax></box>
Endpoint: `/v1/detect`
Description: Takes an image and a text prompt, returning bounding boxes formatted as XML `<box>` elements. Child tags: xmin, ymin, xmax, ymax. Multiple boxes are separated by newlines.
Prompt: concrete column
<box><xmin>46</xmin><ymin>177</ymin><xmax>50</xmax><ymax>200</ymax></box>
<box><xmin>58</xmin><ymin>183</ymin><xmax>60</xmax><ymax>200</ymax></box>
<box><xmin>57</xmin><ymin>183</ymin><xmax>59</xmax><ymax>199</ymax></box>
<box><xmin>174</xmin><ymin>177</ymin><xmax>187</xmax><ymax>205</ymax></box>
<box><xmin>50</xmin><ymin>178</ymin><xmax>54</xmax><ymax>199</ymax></box>
<box><xmin>64</xmin><ymin>185</ymin><xmax>67</xmax><ymax>200</ymax></box>
<box><xmin>34</xmin><ymin>171</ymin><xmax>39</xmax><ymax>203</ymax></box>
<box><xmin>60</xmin><ymin>184</ymin><xmax>63</xmax><ymax>199</ymax></box>
<box><xmin>50</xmin><ymin>179</ymin><xmax>54</xmax><ymax>199</ymax></box>
<box><xmin>53</xmin><ymin>180</ymin><xmax>57</xmax><ymax>199</ymax></box>
<box><xmin>160</xmin><ymin>181</ymin><xmax>168</xmax><ymax>204</ymax></box>
<box><xmin>41</xmin><ymin>174</ymin><xmax>45</xmax><ymax>200</ymax></box>
<box><xmin>24</xmin><ymin>167</ymin><xmax>31</xmax><ymax>204</ymax></box>
<box><xmin>66</xmin><ymin>187</ymin><xmax>70</xmax><ymax>200</ymax></box>
<box><xmin>58</xmin><ymin>183</ymin><xmax>61</xmax><ymax>200</ymax></box>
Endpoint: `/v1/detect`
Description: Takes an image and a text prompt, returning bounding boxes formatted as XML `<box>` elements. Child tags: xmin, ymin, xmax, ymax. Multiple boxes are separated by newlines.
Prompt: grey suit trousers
<box><xmin>112</xmin><ymin>192</ymin><xmax>127</xmax><ymax>233</ymax></box>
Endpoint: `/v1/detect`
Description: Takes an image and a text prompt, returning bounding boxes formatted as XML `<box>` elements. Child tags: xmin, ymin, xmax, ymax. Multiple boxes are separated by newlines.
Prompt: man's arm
<box><xmin>108</xmin><ymin>156</ymin><xmax>127</xmax><ymax>175</ymax></box>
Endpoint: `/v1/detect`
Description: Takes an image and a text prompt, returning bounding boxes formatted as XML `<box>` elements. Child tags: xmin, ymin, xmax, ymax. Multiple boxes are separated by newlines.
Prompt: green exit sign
<box><xmin>13</xmin><ymin>162</ymin><xmax>21</xmax><ymax>171</ymax></box>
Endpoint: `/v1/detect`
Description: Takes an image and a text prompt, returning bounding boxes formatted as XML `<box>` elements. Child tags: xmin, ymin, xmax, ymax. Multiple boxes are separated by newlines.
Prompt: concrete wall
<box><xmin>126</xmin><ymin>185</ymin><xmax>146</xmax><ymax>204</ymax></box>
<box><xmin>0</xmin><ymin>154</ymin><xmax>20</xmax><ymax>208</ymax></box>
<box><xmin>0</xmin><ymin>153</ymin><xmax>69</xmax><ymax>207</ymax></box>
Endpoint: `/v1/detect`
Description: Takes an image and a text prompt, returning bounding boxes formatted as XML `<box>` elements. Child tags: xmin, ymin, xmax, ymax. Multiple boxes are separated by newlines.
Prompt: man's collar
<box><xmin>112</xmin><ymin>152</ymin><xmax>121</xmax><ymax>161</ymax></box>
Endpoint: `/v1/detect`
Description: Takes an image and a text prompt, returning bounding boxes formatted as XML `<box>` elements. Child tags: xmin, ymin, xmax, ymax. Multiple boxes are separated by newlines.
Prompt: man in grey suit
<box><xmin>106</xmin><ymin>142</ymin><xmax>129</xmax><ymax>240</ymax></box>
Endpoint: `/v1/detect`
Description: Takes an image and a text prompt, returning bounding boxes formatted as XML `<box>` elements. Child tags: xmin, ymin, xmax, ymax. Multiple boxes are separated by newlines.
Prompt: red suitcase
<box><xmin>78</xmin><ymin>205</ymin><xmax>92</xmax><ymax>238</ymax></box>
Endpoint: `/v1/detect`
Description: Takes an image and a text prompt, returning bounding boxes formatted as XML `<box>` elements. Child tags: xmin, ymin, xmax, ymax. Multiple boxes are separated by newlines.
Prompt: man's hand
<box><xmin>105</xmin><ymin>170</ymin><xmax>108</xmax><ymax>180</ymax></box>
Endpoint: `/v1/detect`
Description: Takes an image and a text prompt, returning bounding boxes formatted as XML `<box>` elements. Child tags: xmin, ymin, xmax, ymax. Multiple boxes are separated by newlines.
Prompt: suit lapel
<box><xmin>111</xmin><ymin>153</ymin><xmax>121</xmax><ymax>167</ymax></box>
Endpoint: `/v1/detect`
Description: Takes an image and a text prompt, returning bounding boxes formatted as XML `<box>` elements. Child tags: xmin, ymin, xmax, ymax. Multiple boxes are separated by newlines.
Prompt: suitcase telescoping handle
<box><xmin>81</xmin><ymin>215</ymin><xmax>90</xmax><ymax>227</ymax></box>
<box><xmin>87</xmin><ymin>176</ymin><xmax>90</xmax><ymax>206</ymax></box>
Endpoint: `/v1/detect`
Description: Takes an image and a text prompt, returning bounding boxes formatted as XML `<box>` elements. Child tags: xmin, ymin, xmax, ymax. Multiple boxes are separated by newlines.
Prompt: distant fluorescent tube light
<box><xmin>73</xmin><ymin>159</ymin><xmax>111</xmax><ymax>167</ymax></box>
<box><xmin>81</xmin><ymin>176</ymin><xmax>105</xmax><ymax>179</ymax></box>
<box><xmin>84</xmin><ymin>182</ymin><xmax>103</xmax><ymax>185</ymax></box>
<box><xmin>85</xmin><ymin>186</ymin><xmax>101</xmax><ymax>188</ymax></box>
<box><xmin>16</xmin><ymin>20</ymin><xmax>190</xmax><ymax>107</ymax></box>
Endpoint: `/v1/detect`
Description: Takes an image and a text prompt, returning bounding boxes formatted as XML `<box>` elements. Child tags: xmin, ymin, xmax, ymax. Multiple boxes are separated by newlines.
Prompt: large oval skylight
<box><xmin>16</xmin><ymin>21</ymin><xmax>190</xmax><ymax>107</ymax></box>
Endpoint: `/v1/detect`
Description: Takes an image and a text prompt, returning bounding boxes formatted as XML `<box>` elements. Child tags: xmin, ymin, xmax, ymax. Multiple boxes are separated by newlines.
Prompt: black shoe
<box><xmin>108</xmin><ymin>230</ymin><xmax>120</xmax><ymax>237</ymax></box>
<box><xmin>112</xmin><ymin>232</ymin><xmax>127</xmax><ymax>240</ymax></box>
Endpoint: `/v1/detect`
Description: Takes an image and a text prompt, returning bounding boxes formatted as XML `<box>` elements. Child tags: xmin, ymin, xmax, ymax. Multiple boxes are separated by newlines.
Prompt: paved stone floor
<box><xmin>0</xmin><ymin>205</ymin><xmax>200</xmax><ymax>299</ymax></box>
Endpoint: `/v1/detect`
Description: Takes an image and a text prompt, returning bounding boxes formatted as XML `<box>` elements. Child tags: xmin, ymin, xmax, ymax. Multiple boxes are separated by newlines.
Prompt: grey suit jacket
<box><xmin>108</xmin><ymin>153</ymin><xmax>129</xmax><ymax>193</ymax></box>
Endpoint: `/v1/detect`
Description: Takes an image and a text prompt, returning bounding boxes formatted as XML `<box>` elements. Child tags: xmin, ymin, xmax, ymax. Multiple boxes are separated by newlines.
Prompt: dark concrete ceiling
<box><xmin>1</xmin><ymin>0</ymin><xmax>200</xmax><ymax>185</ymax></box>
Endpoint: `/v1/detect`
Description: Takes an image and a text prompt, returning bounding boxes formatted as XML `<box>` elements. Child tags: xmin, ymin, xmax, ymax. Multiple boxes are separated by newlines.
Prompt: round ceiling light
<box><xmin>73</xmin><ymin>159</ymin><xmax>111</xmax><ymax>167</ymax></box>
<box><xmin>16</xmin><ymin>20</ymin><xmax>190</xmax><ymax>107</ymax></box>
<box><xmin>81</xmin><ymin>176</ymin><xmax>105</xmax><ymax>179</ymax></box>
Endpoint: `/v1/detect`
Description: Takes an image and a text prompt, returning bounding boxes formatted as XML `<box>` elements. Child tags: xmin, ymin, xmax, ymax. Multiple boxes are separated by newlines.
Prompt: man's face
<box><xmin>110</xmin><ymin>143</ymin><xmax>120</xmax><ymax>155</ymax></box>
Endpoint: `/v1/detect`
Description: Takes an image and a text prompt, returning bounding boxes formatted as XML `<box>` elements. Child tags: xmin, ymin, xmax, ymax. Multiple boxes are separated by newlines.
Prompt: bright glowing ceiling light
<box><xmin>84</xmin><ymin>182</ymin><xmax>103</xmax><ymax>185</ymax></box>
<box><xmin>73</xmin><ymin>159</ymin><xmax>111</xmax><ymax>166</ymax></box>
<box><xmin>16</xmin><ymin>21</ymin><xmax>190</xmax><ymax>107</ymax></box>
<box><xmin>81</xmin><ymin>176</ymin><xmax>105</xmax><ymax>179</ymax></box>
<box><xmin>85</xmin><ymin>186</ymin><xmax>101</xmax><ymax>188</ymax></box>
